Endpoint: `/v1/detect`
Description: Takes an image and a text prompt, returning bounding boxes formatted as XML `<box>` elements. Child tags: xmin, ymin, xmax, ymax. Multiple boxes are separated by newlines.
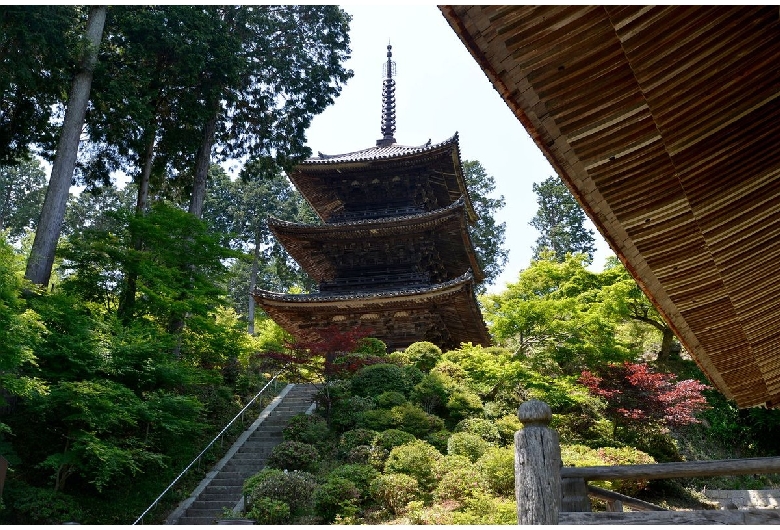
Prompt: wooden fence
<box><xmin>515</xmin><ymin>400</ymin><xmax>780</xmax><ymax>524</ymax></box>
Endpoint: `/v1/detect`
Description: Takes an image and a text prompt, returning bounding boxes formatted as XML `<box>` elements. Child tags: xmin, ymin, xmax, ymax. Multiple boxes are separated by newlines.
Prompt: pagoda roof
<box><xmin>305</xmin><ymin>133</ymin><xmax>458</xmax><ymax>165</ymax></box>
<box><xmin>288</xmin><ymin>133</ymin><xmax>477</xmax><ymax>223</ymax></box>
<box><xmin>253</xmin><ymin>272</ymin><xmax>490</xmax><ymax>351</ymax></box>
<box><xmin>267</xmin><ymin>197</ymin><xmax>484</xmax><ymax>285</ymax></box>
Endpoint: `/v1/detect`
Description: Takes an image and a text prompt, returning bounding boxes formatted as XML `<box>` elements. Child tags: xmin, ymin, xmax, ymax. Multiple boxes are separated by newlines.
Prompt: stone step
<box><xmin>176</xmin><ymin>515</ymin><xmax>217</xmax><ymax>524</ymax></box>
<box><xmin>208</xmin><ymin>477</ymin><xmax>245</xmax><ymax>488</ymax></box>
<box><xmin>166</xmin><ymin>384</ymin><xmax>321</xmax><ymax>524</ymax></box>
<box><xmin>188</xmin><ymin>500</ymin><xmax>237</xmax><ymax>511</ymax></box>
<box><xmin>199</xmin><ymin>492</ymin><xmax>240</xmax><ymax>502</ymax></box>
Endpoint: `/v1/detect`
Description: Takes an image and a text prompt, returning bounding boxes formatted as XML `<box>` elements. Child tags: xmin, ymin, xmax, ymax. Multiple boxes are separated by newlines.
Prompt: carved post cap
<box><xmin>518</xmin><ymin>399</ymin><xmax>552</xmax><ymax>426</ymax></box>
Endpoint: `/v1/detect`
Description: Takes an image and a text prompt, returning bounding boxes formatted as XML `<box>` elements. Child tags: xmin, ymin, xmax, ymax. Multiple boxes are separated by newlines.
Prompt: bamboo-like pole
<box><xmin>515</xmin><ymin>400</ymin><xmax>562</xmax><ymax>524</ymax></box>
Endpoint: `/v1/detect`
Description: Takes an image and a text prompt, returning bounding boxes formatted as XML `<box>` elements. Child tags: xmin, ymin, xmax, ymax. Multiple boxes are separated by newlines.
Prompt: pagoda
<box><xmin>253</xmin><ymin>45</ymin><xmax>490</xmax><ymax>351</ymax></box>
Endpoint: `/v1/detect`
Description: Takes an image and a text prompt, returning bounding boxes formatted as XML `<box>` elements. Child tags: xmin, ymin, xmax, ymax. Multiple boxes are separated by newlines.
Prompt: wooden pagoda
<box><xmin>253</xmin><ymin>45</ymin><xmax>490</xmax><ymax>351</ymax></box>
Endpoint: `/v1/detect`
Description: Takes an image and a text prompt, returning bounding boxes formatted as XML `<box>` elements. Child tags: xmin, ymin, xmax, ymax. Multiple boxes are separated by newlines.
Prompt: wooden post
<box><xmin>561</xmin><ymin>476</ymin><xmax>591</xmax><ymax>512</ymax></box>
<box><xmin>515</xmin><ymin>400</ymin><xmax>562</xmax><ymax>524</ymax></box>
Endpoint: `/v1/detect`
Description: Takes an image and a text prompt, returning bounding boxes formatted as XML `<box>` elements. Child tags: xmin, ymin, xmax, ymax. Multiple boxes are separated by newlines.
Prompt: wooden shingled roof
<box><xmin>288</xmin><ymin>134</ymin><xmax>478</xmax><ymax>223</ymax></box>
<box><xmin>268</xmin><ymin>197</ymin><xmax>484</xmax><ymax>285</ymax></box>
<box><xmin>440</xmin><ymin>5</ymin><xmax>780</xmax><ymax>408</ymax></box>
<box><xmin>253</xmin><ymin>273</ymin><xmax>491</xmax><ymax>351</ymax></box>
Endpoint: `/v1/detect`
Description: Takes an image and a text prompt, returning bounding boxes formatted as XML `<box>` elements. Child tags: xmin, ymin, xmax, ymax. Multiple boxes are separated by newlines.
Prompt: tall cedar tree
<box><xmin>25</xmin><ymin>6</ymin><xmax>106</xmax><ymax>286</ymax></box>
<box><xmin>0</xmin><ymin>6</ymin><xmax>76</xmax><ymax>164</ymax></box>
<box><xmin>530</xmin><ymin>175</ymin><xmax>596</xmax><ymax>263</ymax></box>
<box><xmin>462</xmin><ymin>160</ymin><xmax>507</xmax><ymax>291</ymax></box>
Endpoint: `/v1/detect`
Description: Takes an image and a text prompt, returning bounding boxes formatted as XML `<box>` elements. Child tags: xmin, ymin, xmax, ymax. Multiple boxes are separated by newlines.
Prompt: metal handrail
<box><xmin>132</xmin><ymin>370</ymin><xmax>286</xmax><ymax>525</ymax></box>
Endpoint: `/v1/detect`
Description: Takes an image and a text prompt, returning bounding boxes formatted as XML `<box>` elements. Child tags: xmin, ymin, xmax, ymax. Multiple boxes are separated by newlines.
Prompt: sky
<box><xmin>302</xmin><ymin>5</ymin><xmax>614</xmax><ymax>293</ymax></box>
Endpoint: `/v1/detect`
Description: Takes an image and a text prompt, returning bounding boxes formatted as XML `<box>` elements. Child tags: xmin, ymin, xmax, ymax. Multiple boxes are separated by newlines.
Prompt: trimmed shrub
<box><xmin>403</xmin><ymin>365</ymin><xmax>425</xmax><ymax>387</ymax></box>
<box><xmin>328</xmin><ymin>394</ymin><xmax>376</xmax><ymax>433</ymax></box>
<box><xmin>384</xmin><ymin>440</ymin><xmax>444</xmax><ymax>492</ymax></box>
<box><xmin>425</xmin><ymin>429</ymin><xmax>451</xmax><ymax>453</ymax></box>
<box><xmin>411</xmin><ymin>373</ymin><xmax>450</xmax><ymax>415</ymax></box>
<box><xmin>314</xmin><ymin>477</ymin><xmax>361</xmax><ymax>523</ymax></box>
<box><xmin>434</xmin><ymin>461</ymin><xmax>487</xmax><ymax>502</ymax></box>
<box><xmin>243</xmin><ymin>470</ymin><xmax>317</xmax><ymax>517</ymax></box>
<box><xmin>561</xmin><ymin>444</ymin><xmax>655</xmax><ymax>496</ymax></box>
<box><xmin>446</xmin><ymin>388</ymin><xmax>484</xmax><ymax>420</ymax></box>
<box><xmin>450</xmin><ymin>492</ymin><xmax>517</xmax><ymax>524</ymax></box>
<box><xmin>350</xmin><ymin>364</ymin><xmax>411</xmax><ymax>398</ymax></box>
<box><xmin>338</xmin><ymin>428</ymin><xmax>378</xmax><ymax>457</ymax></box>
<box><xmin>355</xmin><ymin>408</ymin><xmax>394</xmax><ymax>432</ymax></box>
<box><xmin>283</xmin><ymin>413</ymin><xmax>333</xmax><ymax>451</ymax></box>
<box><xmin>374</xmin><ymin>428</ymin><xmax>416</xmax><ymax>451</ymax></box>
<box><xmin>353</xmin><ymin>337</ymin><xmax>388</xmax><ymax>356</ymax></box>
<box><xmin>476</xmin><ymin>446</ymin><xmax>515</xmax><ymax>496</ymax></box>
<box><xmin>494</xmin><ymin>414</ymin><xmax>523</xmax><ymax>446</ymax></box>
<box><xmin>447</xmin><ymin>431</ymin><xmax>490</xmax><ymax>462</ymax></box>
<box><xmin>246</xmin><ymin>497</ymin><xmax>290</xmax><ymax>524</ymax></box>
<box><xmin>345</xmin><ymin>445</ymin><xmax>373</xmax><ymax>465</ymax></box>
<box><xmin>405</xmin><ymin>341</ymin><xmax>443</xmax><ymax>373</ymax></box>
<box><xmin>434</xmin><ymin>454</ymin><xmax>472</xmax><ymax>481</ymax></box>
<box><xmin>391</xmin><ymin>402</ymin><xmax>445</xmax><ymax>438</ymax></box>
<box><xmin>327</xmin><ymin>463</ymin><xmax>378</xmax><ymax>498</ymax></box>
<box><xmin>376</xmin><ymin>391</ymin><xmax>407</xmax><ymax>409</ymax></box>
<box><xmin>267</xmin><ymin>441</ymin><xmax>320</xmax><ymax>473</ymax></box>
<box><xmin>370</xmin><ymin>473</ymin><xmax>420</xmax><ymax>515</ymax></box>
<box><xmin>455</xmin><ymin>417</ymin><xmax>502</xmax><ymax>445</ymax></box>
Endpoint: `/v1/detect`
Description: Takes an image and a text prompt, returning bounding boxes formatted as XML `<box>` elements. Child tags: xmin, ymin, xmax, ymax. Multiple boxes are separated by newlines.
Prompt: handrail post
<box><xmin>515</xmin><ymin>400</ymin><xmax>562</xmax><ymax>524</ymax></box>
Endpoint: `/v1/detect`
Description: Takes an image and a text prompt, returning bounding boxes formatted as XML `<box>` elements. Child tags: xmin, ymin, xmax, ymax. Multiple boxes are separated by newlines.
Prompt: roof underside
<box><xmin>253</xmin><ymin>274</ymin><xmax>491</xmax><ymax>351</ymax></box>
<box><xmin>289</xmin><ymin>134</ymin><xmax>477</xmax><ymax>223</ymax></box>
<box><xmin>268</xmin><ymin>198</ymin><xmax>484</xmax><ymax>285</ymax></box>
<box><xmin>441</xmin><ymin>5</ymin><xmax>780</xmax><ymax>408</ymax></box>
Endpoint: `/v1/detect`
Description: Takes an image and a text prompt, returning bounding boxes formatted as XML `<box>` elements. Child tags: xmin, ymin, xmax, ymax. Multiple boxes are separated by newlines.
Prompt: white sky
<box><xmin>303</xmin><ymin>5</ymin><xmax>614</xmax><ymax>293</ymax></box>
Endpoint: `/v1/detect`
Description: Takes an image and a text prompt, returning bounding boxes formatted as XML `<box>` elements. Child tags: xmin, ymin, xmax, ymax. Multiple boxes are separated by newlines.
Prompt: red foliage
<box><xmin>260</xmin><ymin>326</ymin><xmax>380</xmax><ymax>378</ymax></box>
<box><xmin>580</xmin><ymin>362</ymin><xmax>711</xmax><ymax>430</ymax></box>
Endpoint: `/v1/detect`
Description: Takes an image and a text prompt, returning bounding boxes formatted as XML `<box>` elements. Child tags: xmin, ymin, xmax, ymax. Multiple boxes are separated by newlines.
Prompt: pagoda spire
<box><xmin>377</xmin><ymin>44</ymin><xmax>397</xmax><ymax>147</ymax></box>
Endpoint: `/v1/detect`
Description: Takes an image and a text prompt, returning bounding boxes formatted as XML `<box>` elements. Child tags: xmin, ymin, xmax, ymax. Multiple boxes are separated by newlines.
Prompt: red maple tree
<box><xmin>579</xmin><ymin>361</ymin><xmax>711</xmax><ymax>432</ymax></box>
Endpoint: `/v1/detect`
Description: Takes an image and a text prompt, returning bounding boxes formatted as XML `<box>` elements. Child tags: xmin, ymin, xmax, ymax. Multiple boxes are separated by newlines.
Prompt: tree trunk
<box><xmin>118</xmin><ymin>132</ymin><xmax>156</xmax><ymax>321</ymax></box>
<box><xmin>188</xmin><ymin>110</ymin><xmax>219</xmax><ymax>219</ymax></box>
<box><xmin>248</xmin><ymin>236</ymin><xmax>260</xmax><ymax>335</ymax></box>
<box><xmin>656</xmin><ymin>327</ymin><xmax>678</xmax><ymax>362</ymax></box>
<box><xmin>25</xmin><ymin>6</ymin><xmax>107</xmax><ymax>286</ymax></box>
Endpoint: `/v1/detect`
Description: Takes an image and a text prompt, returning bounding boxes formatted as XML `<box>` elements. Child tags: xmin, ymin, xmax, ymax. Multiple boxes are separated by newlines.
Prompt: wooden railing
<box><xmin>515</xmin><ymin>400</ymin><xmax>780</xmax><ymax>525</ymax></box>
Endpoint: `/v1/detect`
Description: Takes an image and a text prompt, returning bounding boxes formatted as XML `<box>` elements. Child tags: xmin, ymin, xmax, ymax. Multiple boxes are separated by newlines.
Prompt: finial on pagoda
<box><xmin>377</xmin><ymin>43</ymin><xmax>397</xmax><ymax>147</ymax></box>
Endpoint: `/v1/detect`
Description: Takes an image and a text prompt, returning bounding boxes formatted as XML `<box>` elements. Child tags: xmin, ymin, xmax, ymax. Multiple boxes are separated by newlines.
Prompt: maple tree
<box><xmin>260</xmin><ymin>326</ymin><xmax>385</xmax><ymax>380</ymax></box>
<box><xmin>579</xmin><ymin>361</ymin><xmax>710</xmax><ymax>433</ymax></box>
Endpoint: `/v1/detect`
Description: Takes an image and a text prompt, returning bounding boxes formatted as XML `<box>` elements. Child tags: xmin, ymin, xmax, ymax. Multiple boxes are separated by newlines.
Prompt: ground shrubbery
<box><xmin>237</xmin><ymin>339</ymin><xmax>723</xmax><ymax>524</ymax></box>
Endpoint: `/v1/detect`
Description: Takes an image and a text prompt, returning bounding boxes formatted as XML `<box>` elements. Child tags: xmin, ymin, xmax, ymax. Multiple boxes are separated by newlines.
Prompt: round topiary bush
<box><xmin>405</xmin><ymin>341</ymin><xmax>443</xmax><ymax>372</ymax></box>
<box><xmin>350</xmin><ymin>363</ymin><xmax>412</xmax><ymax>398</ymax></box>
<box><xmin>434</xmin><ymin>462</ymin><xmax>487</xmax><ymax>502</ymax></box>
<box><xmin>454</xmin><ymin>417</ymin><xmax>502</xmax><ymax>445</ymax></box>
<box><xmin>339</xmin><ymin>428</ymin><xmax>378</xmax><ymax>457</ymax></box>
<box><xmin>369</xmin><ymin>472</ymin><xmax>420</xmax><ymax>515</ymax></box>
<box><xmin>283</xmin><ymin>413</ymin><xmax>333</xmax><ymax>450</ymax></box>
<box><xmin>246</xmin><ymin>497</ymin><xmax>291</xmax><ymax>524</ymax></box>
<box><xmin>376</xmin><ymin>391</ymin><xmax>407</xmax><ymax>409</ymax></box>
<box><xmin>374</xmin><ymin>428</ymin><xmax>416</xmax><ymax>451</ymax></box>
<box><xmin>447</xmin><ymin>431</ymin><xmax>490</xmax><ymax>462</ymax></box>
<box><xmin>476</xmin><ymin>446</ymin><xmax>515</xmax><ymax>496</ymax></box>
<box><xmin>327</xmin><ymin>463</ymin><xmax>378</xmax><ymax>497</ymax></box>
<box><xmin>267</xmin><ymin>441</ymin><xmax>320</xmax><ymax>473</ymax></box>
<box><xmin>243</xmin><ymin>469</ymin><xmax>317</xmax><ymax>517</ymax></box>
<box><xmin>313</xmin><ymin>477</ymin><xmax>361</xmax><ymax>523</ymax></box>
<box><xmin>384</xmin><ymin>440</ymin><xmax>443</xmax><ymax>492</ymax></box>
<box><xmin>355</xmin><ymin>408</ymin><xmax>394</xmax><ymax>432</ymax></box>
<box><xmin>390</xmin><ymin>402</ymin><xmax>445</xmax><ymax>438</ymax></box>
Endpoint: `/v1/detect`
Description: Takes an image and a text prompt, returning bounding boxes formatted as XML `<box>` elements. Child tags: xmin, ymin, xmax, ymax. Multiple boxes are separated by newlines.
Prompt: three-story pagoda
<box><xmin>253</xmin><ymin>45</ymin><xmax>490</xmax><ymax>351</ymax></box>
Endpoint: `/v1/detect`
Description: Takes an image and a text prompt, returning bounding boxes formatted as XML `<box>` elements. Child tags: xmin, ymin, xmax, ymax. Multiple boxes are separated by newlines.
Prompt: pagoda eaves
<box><xmin>267</xmin><ymin>197</ymin><xmax>484</xmax><ymax>289</ymax></box>
<box><xmin>289</xmin><ymin>133</ymin><xmax>477</xmax><ymax>224</ymax></box>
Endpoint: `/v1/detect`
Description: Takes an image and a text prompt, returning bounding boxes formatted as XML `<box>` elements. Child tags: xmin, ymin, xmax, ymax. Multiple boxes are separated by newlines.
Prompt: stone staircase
<box><xmin>166</xmin><ymin>383</ymin><xmax>319</xmax><ymax>525</ymax></box>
